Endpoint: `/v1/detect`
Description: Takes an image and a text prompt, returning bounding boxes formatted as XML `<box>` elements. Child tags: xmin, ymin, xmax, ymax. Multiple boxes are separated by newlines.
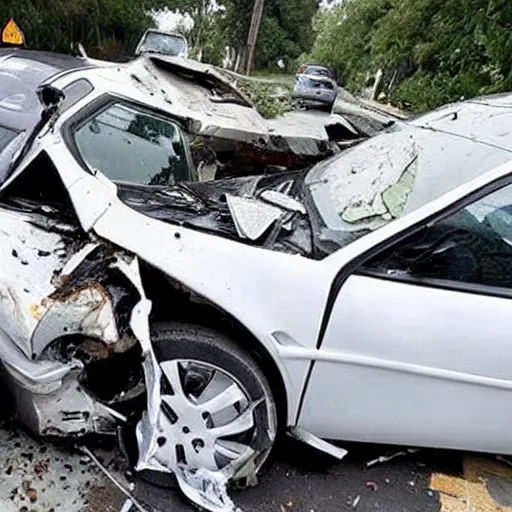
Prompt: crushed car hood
<box><xmin>116</xmin><ymin>172</ymin><xmax>316</xmax><ymax>258</ymax></box>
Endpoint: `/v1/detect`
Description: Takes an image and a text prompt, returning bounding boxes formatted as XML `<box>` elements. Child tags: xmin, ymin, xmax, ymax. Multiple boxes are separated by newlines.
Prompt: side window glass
<box><xmin>74</xmin><ymin>103</ymin><xmax>191</xmax><ymax>186</ymax></box>
<box><xmin>61</xmin><ymin>79</ymin><xmax>94</xmax><ymax>112</ymax></box>
<box><xmin>364</xmin><ymin>184</ymin><xmax>512</xmax><ymax>288</ymax></box>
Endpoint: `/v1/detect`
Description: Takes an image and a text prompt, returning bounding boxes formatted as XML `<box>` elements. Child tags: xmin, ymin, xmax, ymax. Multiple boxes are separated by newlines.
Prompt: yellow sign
<box><xmin>2</xmin><ymin>18</ymin><xmax>25</xmax><ymax>46</ymax></box>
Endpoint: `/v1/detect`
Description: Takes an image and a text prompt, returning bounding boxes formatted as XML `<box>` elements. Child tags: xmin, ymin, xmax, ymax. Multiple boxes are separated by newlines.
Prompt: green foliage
<box><xmin>0</xmin><ymin>0</ymin><xmax>167</xmax><ymax>57</ymax></box>
<box><xmin>173</xmin><ymin>0</ymin><xmax>320</xmax><ymax>70</ymax></box>
<box><xmin>198</xmin><ymin>12</ymin><xmax>226</xmax><ymax>65</ymax></box>
<box><xmin>305</xmin><ymin>0</ymin><xmax>512</xmax><ymax>112</ymax></box>
<box><xmin>0</xmin><ymin>0</ymin><xmax>320</xmax><ymax>72</ymax></box>
<box><xmin>237</xmin><ymin>79</ymin><xmax>294</xmax><ymax>118</ymax></box>
<box><xmin>255</xmin><ymin>0</ymin><xmax>320</xmax><ymax>69</ymax></box>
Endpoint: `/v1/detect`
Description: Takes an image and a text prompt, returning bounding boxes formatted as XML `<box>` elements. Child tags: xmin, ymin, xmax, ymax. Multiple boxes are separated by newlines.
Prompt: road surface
<box><xmin>2</xmin><ymin>421</ymin><xmax>512</xmax><ymax>512</ymax></box>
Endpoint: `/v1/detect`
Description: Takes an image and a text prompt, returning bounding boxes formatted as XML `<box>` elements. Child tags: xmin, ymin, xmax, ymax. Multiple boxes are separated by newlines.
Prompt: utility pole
<box><xmin>245</xmin><ymin>0</ymin><xmax>264</xmax><ymax>75</ymax></box>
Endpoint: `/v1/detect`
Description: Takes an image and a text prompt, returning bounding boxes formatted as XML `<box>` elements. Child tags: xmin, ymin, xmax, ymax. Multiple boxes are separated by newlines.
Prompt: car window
<box><xmin>61</xmin><ymin>79</ymin><xmax>94</xmax><ymax>113</ymax></box>
<box><xmin>363</xmin><ymin>183</ymin><xmax>512</xmax><ymax>289</ymax></box>
<box><xmin>302</xmin><ymin>66</ymin><xmax>334</xmax><ymax>79</ymax></box>
<box><xmin>74</xmin><ymin>103</ymin><xmax>191</xmax><ymax>186</ymax></box>
<box><xmin>0</xmin><ymin>125</ymin><xmax>18</xmax><ymax>151</ymax></box>
<box><xmin>0</xmin><ymin>58</ymin><xmax>59</xmax><ymax>124</ymax></box>
<box><xmin>296</xmin><ymin>77</ymin><xmax>334</xmax><ymax>89</ymax></box>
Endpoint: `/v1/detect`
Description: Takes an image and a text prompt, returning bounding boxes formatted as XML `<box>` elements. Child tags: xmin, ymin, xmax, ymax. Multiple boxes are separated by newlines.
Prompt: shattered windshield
<box><xmin>305</xmin><ymin>121</ymin><xmax>512</xmax><ymax>248</ymax></box>
<box><xmin>74</xmin><ymin>103</ymin><xmax>192</xmax><ymax>186</ymax></box>
<box><xmin>306</xmin><ymin>129</ymin><xmax>418</xmax><ymax>241</ymax></box>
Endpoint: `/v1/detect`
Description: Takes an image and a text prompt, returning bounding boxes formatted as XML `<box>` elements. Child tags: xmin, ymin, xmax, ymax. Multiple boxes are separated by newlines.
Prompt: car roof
<box><xmin>0</xmin><ymin>49</ymin><xmax>91</xmax><ymax>132</ymax></box>
<box><xmin>410</xmin><ymin>94</ymin><xmax>512</xmax><ymax>152</ymax></box>
<box><xmin>0</xmin><ymin>48</ymin><xmax>89</xmax><ymax>72</ymax></box>
<box><xmin>298</xmin><ymin>64</ymin><xmax>335</xmax><ymax>73</ymax></box>
<box><xmin>143</xmin><ymin>29</ymin><xmax>187</xmax><ymax>38</ymax></box>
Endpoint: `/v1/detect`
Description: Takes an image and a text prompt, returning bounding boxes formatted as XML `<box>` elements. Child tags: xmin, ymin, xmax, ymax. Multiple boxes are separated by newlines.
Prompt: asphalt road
<box><xmin>131</xmin><ymin>439</ymin><xmax>446</xmax><ymax>512</ymax></box>
<box><xmin>4</xmin><ymin>408</ymin><xmax>512</xmax><ymax>512</ymax></box>
<box><xmin>2</xmin><ymin>419</ymin><xmax>502</xmax><ymax>512</ymax></box>
<box><xmin>128</xmin><ymin>439</ymin><xmax>512</xmax><ymax>512</ymax></box>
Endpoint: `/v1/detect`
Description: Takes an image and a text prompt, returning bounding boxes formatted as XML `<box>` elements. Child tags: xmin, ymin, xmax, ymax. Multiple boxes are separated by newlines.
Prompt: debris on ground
<box><xmin>365</xmin><ymin>481</ymin><xmax>378</xmax><ymax>491</ymax></box>
<box><xmin>79</xmin><ymin>446</ymin><xmax>149</xmax><ymax>512</ymax></box>
<box><xmin>0</xmin><ymin>426</ymin><xmax>109</xmax><ymax>512</ymax></box>
<box><xmin>175</xmin><ymin>465</ymin><xmax>241</xmax><ymax>512</ymax></box>
<box><xmin>431</xmin><ymin>456</ymin><xmax>512</xmax><ymax>512</ymax></box>
<box><xmin>366</xmin><ymin>449</ymin><xmax>421</xmax><ymax>468</ymax></box>
<box><xmin>351</xmin><ymin>495</ymin><xmax>361</xmax><ymax>508</ymax></box>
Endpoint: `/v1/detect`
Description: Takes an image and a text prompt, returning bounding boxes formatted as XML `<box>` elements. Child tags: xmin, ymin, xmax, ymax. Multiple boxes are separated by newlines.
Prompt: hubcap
<box><xmin>153</xmin><ymin>359</ymin><xmax>269</xmax><ymax>473</ymax></box>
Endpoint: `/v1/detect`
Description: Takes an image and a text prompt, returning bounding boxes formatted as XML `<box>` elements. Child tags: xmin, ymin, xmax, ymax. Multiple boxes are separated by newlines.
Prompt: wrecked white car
<box><xmin>4</xmin><ymin>44</ymin><xmax>512</xmax><ymax>510</ymax></box>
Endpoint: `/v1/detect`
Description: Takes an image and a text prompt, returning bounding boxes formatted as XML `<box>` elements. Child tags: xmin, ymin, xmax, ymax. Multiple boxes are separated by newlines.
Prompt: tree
<box><xmin>305</xmin><ymin>0</ymin><xmax>512</xmax><ymax>112</ymax></box>
<box><xmin>255</xmin><ymin>0</ymin><xmax>320</xmax><ymax>69</ymax></box>
<box><xmin>164</xmin><ymin>0</ymin><xmax>217</xmax><ymax>53</ymax></box>
<box><xmin>0</xmin><ymin>0</ymin><xmax>167</xmax><ymax>57</ymax></box>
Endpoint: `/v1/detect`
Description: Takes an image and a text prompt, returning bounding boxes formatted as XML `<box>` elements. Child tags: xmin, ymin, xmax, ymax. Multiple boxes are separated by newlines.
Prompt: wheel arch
<box><xmin>139</xmin><ymin>262</ymin><xmax>290</xmax><ymax>428</ymax></box>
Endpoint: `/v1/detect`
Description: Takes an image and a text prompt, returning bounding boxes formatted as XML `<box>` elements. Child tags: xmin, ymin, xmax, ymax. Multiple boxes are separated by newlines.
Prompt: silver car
<box><xmin>4</xmin><ymin>46</ymin><xmax>512</xmax><ymax>510</ymax></box>
<box><xmin>292</xmin><ymin>64</ymin><xmax>338</xmax><ymax>112</ymax></box>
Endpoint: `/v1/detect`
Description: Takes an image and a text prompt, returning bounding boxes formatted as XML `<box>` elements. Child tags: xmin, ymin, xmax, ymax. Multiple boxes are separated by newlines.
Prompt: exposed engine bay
<box><xmin>116</xmin><ymin>171</ymin><xmax>319</xmax><ymax>259</ymax></box>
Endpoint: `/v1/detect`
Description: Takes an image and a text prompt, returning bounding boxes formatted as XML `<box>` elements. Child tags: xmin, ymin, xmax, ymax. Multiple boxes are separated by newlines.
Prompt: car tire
<box><xmin>130</xmin><ymin>322</ymin><xmax>278</xmax><ymax>488</ymax></box>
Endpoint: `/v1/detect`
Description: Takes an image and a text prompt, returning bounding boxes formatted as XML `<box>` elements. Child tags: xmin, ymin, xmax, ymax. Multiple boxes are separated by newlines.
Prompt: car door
<box><xmin>298</xmin><ymin>180</ymin><xmax>512</xmax><ymax>455</ymax></box>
